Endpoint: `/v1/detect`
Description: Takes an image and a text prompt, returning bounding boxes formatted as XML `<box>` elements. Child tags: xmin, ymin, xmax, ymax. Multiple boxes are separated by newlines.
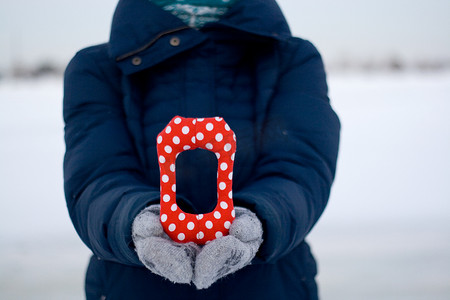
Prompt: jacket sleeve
<box><xmin>234</xmin><ymin>40</ymin><xmax>340</xmax><ymax>263</ymax></box>
<box><xmin>63</xmin><ymin>47</ymin><xmax>158</xmax><ymax>266</ymax></box>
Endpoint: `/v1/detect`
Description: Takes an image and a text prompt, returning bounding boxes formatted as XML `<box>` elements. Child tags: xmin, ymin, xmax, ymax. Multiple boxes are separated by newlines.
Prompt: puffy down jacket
<box><xmin>63</xmin><ymin>0</ymin><xmax>340</xmax><ymax>298</ymax></box>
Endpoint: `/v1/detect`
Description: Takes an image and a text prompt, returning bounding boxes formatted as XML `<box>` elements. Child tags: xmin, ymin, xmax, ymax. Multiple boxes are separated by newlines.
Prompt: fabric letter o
<box><xmin>157</xmin><ymin>116</ymin><xmax>236</xmax><ymax>244</ymax></box>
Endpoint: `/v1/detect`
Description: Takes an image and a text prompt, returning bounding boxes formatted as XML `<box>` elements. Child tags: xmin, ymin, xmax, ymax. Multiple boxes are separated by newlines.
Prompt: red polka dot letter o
<box><xmin>157</xmin><ymin>116</ymin><xmax>236</xmax><ymax>245</ymax></box>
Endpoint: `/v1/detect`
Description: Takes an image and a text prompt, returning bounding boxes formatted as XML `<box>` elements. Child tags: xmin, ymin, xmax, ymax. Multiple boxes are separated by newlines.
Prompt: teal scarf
<box><xmin>150</xmin><ymin>0</ymin><xmax>238</xmax><ymax>28</ymax></box>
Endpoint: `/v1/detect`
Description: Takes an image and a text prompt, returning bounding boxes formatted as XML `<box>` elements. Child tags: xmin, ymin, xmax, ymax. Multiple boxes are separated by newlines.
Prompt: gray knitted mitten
<box><xmin>132</xmin><ymin>205</ymin><xmax>201</xmax><ymax>284</ymax></box>
<box><xmin>193</xmin><ymin>207</ymin><xmax>263</xmax><ymax>289</ymax></box>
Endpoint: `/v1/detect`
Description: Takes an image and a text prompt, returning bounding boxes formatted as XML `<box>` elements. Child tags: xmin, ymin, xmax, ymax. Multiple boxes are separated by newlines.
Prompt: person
<box><xmin>63</xmin><ymin>0</ymin><xmax>340</xmax><ymax>299</ymax></box>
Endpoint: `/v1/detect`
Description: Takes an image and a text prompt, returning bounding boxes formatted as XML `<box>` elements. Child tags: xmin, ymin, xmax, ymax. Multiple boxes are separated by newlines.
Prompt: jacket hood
<box><xmin>108</xmin><ymin>0</ymin><xmax>291</xmax><ymax>70</ymax></box>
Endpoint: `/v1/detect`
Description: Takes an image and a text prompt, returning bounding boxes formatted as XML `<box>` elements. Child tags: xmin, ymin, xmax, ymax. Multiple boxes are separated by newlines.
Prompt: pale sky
<box><xmin>1</xmin><ymin>0</ymin><xmax>449</xmax><ymax>71</ymax></box>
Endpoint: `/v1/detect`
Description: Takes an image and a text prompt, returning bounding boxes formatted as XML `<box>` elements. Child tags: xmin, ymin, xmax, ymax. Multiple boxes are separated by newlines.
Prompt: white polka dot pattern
<box><xmin>157</xmin><ymin>116</ymin><xmax>236</xmax><ymax>244</ymax></box>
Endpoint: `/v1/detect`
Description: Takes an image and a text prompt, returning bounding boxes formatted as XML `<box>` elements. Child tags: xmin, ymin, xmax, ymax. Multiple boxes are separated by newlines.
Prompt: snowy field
<box><xmin>0</xmin><ymin>72</ymin><xmax>449</xmax><ymax>299</ymax></box>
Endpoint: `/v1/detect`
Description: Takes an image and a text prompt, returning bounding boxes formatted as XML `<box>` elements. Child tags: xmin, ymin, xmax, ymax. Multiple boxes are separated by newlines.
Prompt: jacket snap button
<box><xmin>169</xmin><ymin>37</ymin><xmax>180</xmax><ymax>47</ymax></box>
<box><xmin>131</xmin><ymin>56</ymin><xmax>142</xmax><ymax>66</ymax></box>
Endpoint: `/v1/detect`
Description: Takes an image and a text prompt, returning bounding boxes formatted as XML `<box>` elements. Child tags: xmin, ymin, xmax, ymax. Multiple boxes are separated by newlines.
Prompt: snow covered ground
<box><xmin>310</xmin><ymin>72</ymin><xmax>450</xmax><ymax>300</ymax></box>
<box><xmin>0</xmin><ymin>72</ymin><xmax>449</xmax><ymax>299</ymax></box>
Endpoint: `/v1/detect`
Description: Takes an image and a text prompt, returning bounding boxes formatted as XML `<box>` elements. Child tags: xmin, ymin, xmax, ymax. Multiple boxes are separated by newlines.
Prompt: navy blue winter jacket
<box><xmin>63</xmin><ymin>0</ymin><xmax>340</xmax><ymax>299</ymax></box>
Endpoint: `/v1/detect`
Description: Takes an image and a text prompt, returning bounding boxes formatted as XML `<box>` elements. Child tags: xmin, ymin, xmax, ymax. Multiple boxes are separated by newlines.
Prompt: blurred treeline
<box><xmin>1</xmin><ymin>56</ymin><xmax>450</xmax><ymax>81</ymax></box>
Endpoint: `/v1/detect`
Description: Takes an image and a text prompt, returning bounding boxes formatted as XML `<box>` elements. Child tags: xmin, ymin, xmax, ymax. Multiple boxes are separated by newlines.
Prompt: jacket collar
<box><xmin>214</xmin><ymin>0</ymin><xmax>291</xmax><ymax>39</ymax></box>
<box><xmin>108</xmin><ymin>0</ymin><xmax>291</xmax><ymax>74</ymax></box>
